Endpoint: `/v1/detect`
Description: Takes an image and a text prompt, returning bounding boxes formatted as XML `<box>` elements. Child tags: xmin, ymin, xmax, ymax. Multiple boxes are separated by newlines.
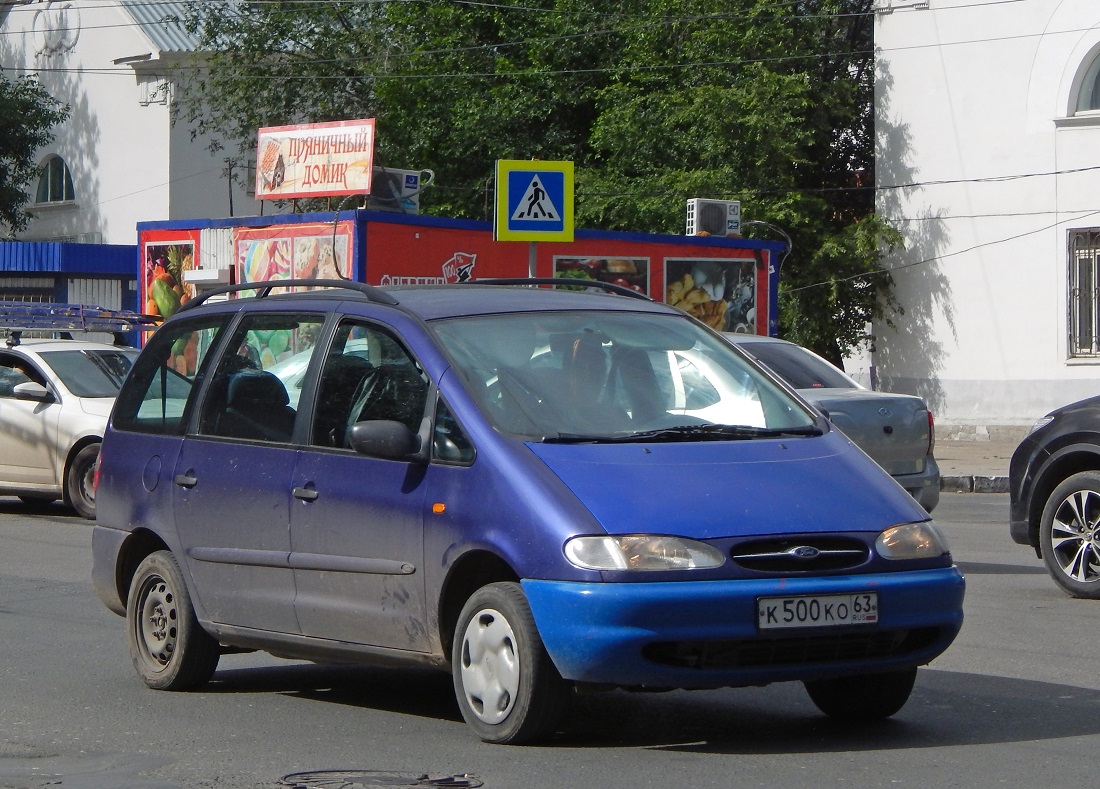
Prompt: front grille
<box><xmin>731</xmin><ymin>536</ymin><xmax>869</xmax><ymax>572</ymax></box>
<box><xmin>643</xmin><ymin>627</ymin><xmax>940</xmax><ymax>670</ymax></box>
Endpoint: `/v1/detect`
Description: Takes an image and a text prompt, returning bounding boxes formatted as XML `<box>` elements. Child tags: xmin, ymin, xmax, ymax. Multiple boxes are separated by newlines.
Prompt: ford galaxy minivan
<box><xmin>92</xmin><ymin>279</ymin><xmax>964</xmax><ymax>743</ymax></box>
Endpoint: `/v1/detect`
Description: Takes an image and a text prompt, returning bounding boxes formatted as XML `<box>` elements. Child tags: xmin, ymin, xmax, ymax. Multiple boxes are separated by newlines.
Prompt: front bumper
<box><xmin>522</xmin><ymin>567</ymin><xmax>964</xmax><ymax>689</ymax></box>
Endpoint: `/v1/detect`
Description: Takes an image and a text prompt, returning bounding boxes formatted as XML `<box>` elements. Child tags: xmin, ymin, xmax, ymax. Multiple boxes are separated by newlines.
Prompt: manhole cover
<box><xmin>279</xmin><ymin>771</ymin><xmax>483</xmax><ymax>789</ymax></box>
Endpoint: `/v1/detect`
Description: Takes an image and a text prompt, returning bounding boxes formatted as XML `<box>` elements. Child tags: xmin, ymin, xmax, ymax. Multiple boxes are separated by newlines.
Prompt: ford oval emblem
<box><xmin>789</xmin><ymin>545</ymin><xmax>821</xmax><ymax>560</ymax></box>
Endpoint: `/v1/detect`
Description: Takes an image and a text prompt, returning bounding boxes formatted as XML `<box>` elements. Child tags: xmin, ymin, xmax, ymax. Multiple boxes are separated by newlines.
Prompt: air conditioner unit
<box><xmin>368</xmin><ymin>168</ymin><xmax>422</xmax><ymax>214</ymax></box>
<box><xmin>686</xmin><ymin>198</ymin><xmax>741</xmax><ymax>236</ymax></box>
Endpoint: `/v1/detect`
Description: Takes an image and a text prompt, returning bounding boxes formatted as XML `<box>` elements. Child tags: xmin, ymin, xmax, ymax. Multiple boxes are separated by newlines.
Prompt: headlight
<box><xmin>564</xmin><ymin>535</ymin><xmax>726</xmax><ymax>571</ymax></box>
<box><xmin>1027</xmin><ymin>415</ymin><xmax>1054</xmax><ymax>435</ymax></box>
<box><xmin>876</xmin><ymin>521</ymin><xmax>950</xmax><ymax>560</ymax></box>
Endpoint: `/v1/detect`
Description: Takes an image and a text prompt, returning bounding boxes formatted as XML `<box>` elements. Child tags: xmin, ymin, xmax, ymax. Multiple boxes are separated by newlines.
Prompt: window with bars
<box><xmin>1069</xmin><ymin>229</ymin><xmax>1100</xmax><ymax>356</ymax></box>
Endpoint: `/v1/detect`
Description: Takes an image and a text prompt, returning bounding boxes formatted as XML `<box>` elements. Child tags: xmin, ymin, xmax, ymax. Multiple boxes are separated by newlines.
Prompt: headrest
<box><xmin>227</xmin><ymin>369</ymin><xmax>289</xmax><ymax>408</ymax></box>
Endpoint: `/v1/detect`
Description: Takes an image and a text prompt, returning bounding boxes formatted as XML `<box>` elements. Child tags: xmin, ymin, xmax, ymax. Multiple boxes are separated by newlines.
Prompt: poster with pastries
<box><xmin>664</xmin><ymin>258</ymin><xmax>757</xmax><ymax>333</ymax></box>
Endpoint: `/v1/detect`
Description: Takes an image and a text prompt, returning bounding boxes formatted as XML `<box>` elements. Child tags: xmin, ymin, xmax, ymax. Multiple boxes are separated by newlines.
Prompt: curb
<box><xmin>941</xmin><ymin>475</ymin><xmax>1010</xmax><ymax>494</ymax></box>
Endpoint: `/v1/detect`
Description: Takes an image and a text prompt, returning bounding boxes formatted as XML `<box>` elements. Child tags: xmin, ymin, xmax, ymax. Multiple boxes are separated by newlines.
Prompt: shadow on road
<box><xmin>201</xmin><ymin>662</ymin><xmax>1100</xmax><ymax>752</ymax></box>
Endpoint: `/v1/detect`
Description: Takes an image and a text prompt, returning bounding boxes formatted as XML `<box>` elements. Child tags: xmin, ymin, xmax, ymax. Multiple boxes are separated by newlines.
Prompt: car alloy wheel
<box><xmin>1040</xmin><ymin>472</ymin><xmax>1100</xmax><ymax>599</ymax></box>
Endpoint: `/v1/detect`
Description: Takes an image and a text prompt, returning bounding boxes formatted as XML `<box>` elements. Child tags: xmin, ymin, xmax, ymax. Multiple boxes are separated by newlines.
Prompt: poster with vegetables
<box><xmin>143</xmin><ymin>241</ymin><xmax>196</xmax><ymax>320</ymax></box>
<box><xmin>552</xmin><ymin>257</ymin><xmax>649</xmax><ymax>295</ymax></box>
<box><xmin>664</xmin><ymin>257</ymin><xmax>757</xmax><ymax>332</ymax></box>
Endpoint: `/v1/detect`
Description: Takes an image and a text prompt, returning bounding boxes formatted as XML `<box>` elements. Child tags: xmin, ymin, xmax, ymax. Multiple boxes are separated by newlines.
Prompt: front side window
<box><xmin>0</xmin><ymin>353</ymin><xmax>45</xmax><ymax>398</ymax></box>
<box><xmin>1069</xmin><ymin>229</ymin><xmax>1100</xmax><ymax>356</ymax></box>
<box><xmin>308</xmin><ymin>320</ymin><xmax>429</xmax><ymax>449</ymax></box>
<box><xmin>35</xmin><ymin>155</ymin><xmax>75</xmax><ymax>204</ymax></box>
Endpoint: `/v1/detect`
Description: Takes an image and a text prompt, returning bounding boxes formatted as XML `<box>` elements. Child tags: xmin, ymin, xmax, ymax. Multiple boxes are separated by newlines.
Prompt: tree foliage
<box><xmin>179</xmin><ymin>0</ymin><xmax>897</xmax><ymax>362</ymax></box>
<box><xmin>0</xmin><ymin>74</ymin><xmax>69</xmax><ymax>235</ymax></box>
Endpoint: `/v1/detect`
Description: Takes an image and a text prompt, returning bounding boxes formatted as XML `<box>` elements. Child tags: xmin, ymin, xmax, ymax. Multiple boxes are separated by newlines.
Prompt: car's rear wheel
<box><xmin>127</xmin><ymin>551</ymin><xmax>220</xmax><ymax>690</ymax></box>
<box><xmin>1039</xmin><ymin>471</ymin><xmax>1100</xmax><ymax>599</ymax></box>
<box><xmin>452</xmin><ymin>582</ymin><xmax>571</xmax><ymax>744</ymax></box>
<box><xmin>65</xmin><ymin>443</ymin><xmax>100</xmax><ymax>520</ymax></box>
<box><xmin>804</xmin><ymin>667</ymin><xmax>917</xmax><ymax>721</ymax></box>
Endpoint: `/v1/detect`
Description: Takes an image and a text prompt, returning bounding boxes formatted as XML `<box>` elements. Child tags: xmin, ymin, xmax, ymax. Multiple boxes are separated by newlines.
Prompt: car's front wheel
<box><xmin>1039</xmin><ymin>471</ymin><xmax>1100</xmax><ymax>599</ymax></box>
<box><xmin>65</xmin><ymin>443</ymin><xmax>100</xmax><ymax>520</ymax></box>
<box><xmin>452</xmin><ymin>582</ymin><xmax>571</xmax><ymax>744</ymax></box>
<box><xmin>127</xmin><ymin>551</ymin><xmax>220</xmax><ymax>690</ymax></box>
<box><xmin>804</xmin><ymin>667</ymin><xmax>917</xmax><ymax>721</ymax></box>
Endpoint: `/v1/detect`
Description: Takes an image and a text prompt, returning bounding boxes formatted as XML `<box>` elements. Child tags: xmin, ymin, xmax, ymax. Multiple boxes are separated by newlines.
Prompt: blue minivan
<box><xmin>92</xmin><ymin>279</ymin><xmax>964</xmax><ymax>743</ymax></box>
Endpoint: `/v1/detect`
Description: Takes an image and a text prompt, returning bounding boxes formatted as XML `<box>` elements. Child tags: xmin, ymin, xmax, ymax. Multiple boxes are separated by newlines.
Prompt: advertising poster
<box><xmin>255</xmin><ymin>118</ymin><xmax>375</xmax><ymax>200</ymax></box>
<box><xmin>664</xmin><ymin>257</ymin><xmax>758</xmax><ymax>333</ymax></box>
<box><xmin>141</xmin><ymin>230</ymin><xmax>200</xmax><ymax>322</ymax></box>
<box><xmin>551</xmin><ymin>256</ymin><xmax>650</xmax><ymax>296</ymax></box>
<box><xmin>234</xmin><ymin>222</ymin><xmax>354</xmax><ymax>294</ymax></box>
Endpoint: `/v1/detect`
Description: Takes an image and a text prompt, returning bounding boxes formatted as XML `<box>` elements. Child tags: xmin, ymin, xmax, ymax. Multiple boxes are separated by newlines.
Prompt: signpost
<box><xmin>494</xmin><ymin>160</ymin><xmax>575</xmax><ymax>275</ymax></box>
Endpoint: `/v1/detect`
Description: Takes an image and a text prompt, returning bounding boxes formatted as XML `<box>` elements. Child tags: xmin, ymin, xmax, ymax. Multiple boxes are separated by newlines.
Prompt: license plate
<box><xmin>757</xmin><ymin>592</ymin><xmax>878</xmax><ymax>630</ymax></box>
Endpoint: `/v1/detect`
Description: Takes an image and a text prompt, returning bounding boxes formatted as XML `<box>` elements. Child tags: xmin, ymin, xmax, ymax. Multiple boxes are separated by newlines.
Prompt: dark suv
<box><xmin>1010</xmin><ymin>395</ymin><xmax>1100</xmax><ymax>597</ymax></box>
<box><xmin>92</xmin><ymin>279</ymin><xmax>964</xmax><ymax>743</ymax></box>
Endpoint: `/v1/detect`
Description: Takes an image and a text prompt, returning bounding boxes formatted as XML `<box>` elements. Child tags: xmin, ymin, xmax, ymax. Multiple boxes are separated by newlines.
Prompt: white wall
<box><xmin>1</xmin><ymin>1</ymin><xmax>260</xmax><ymax>245</ymax></box>
<box><xmin>874</xmin><ymin>0</ymin><xmax>1100</xmax><ymax>426</ymax></box>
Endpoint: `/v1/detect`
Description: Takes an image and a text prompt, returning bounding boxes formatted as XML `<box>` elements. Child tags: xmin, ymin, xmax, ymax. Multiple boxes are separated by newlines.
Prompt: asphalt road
<box><xmin>0</xmin><ymin>492</ymin><xmax>1096</xmax><ymax>789</ymax></box>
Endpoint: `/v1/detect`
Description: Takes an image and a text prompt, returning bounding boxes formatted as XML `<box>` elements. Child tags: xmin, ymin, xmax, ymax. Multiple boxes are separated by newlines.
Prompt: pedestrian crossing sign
<box><xmin>494</xmin><ymin>160</ymin><xmax>574</xmax><ymax>242</ymax></box>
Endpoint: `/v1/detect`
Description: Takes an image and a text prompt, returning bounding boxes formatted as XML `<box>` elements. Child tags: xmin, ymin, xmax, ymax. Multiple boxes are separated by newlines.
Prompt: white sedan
<box><xmin>0</xmin><ymin>338</ymin><xmax>138</xmax><ymax>518</ymax></box>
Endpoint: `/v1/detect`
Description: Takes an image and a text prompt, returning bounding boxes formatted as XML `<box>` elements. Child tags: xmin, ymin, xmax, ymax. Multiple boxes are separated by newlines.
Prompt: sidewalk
<box><xmin>935</xmin><ymin>432</ymin><xmax>1022</xmax><ymax>493</ymax></box>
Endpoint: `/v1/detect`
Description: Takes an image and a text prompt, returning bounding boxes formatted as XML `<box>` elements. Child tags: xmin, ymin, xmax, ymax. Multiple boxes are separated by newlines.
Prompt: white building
<box><xmin>0</xmin><ymin>0</ymin><xmax>258</xmax><ymax>246</ymax></box>
<box><xmin>873</xmin><ymin>0</ymin><xmax>1100</xmax><ymax>433</ymax></box>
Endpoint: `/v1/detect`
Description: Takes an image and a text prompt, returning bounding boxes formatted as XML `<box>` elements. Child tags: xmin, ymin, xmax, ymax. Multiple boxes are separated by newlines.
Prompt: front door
<box><xmin>289</xmin><ymin>320</ymin><xmax>430</xmax><ymax>651</ymax></box>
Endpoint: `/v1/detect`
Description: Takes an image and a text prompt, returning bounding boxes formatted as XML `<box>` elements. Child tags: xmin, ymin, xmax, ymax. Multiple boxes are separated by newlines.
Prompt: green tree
<box><xmin>180</xmin><ymin>0</ymin><xmax>896</xmax><ymax>363</ymax></box>
<box><xmin>0</xmin><ymin>74</ymin><xmax>69</xmax><ymax>235</ymax></box>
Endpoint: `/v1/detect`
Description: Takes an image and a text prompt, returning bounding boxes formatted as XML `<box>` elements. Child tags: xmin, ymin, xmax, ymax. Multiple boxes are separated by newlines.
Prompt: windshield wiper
<box><xmin>543</xmin><ymin>424</ymin><xmax>823</xmax><ymax>444</ymax></box>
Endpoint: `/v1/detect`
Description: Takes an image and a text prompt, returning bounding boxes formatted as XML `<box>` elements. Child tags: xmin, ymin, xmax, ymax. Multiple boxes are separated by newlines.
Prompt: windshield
<box><xmin>39</xmin><ymin>349</ymin><xmax>138</xmax><ymax>397</ymax></box>
<box><xmin>741</xmin><ymin>341</ymin><xmax>858</xmax><ymax>390</ymax></box>
<box><xmin>433</xmin><ymin>311</ymin><xmax>818</xmax><ymax>441</ymax></box>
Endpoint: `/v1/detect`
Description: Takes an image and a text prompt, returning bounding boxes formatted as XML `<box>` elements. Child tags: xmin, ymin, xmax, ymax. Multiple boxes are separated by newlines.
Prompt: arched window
<box><xmin>35</xmin><ymin>155</ymin><xmax>74</xmax><ymax>204</ymax></box>
<box><xmin>1076</xmin><ymin>52</ymin><xmax>1100</xmax><ymax>113</ymax></box>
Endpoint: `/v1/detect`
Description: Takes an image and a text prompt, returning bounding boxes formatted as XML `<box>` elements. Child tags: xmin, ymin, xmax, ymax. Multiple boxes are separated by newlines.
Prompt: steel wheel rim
<box><xmin>1051</xmin><ymin>489</ymin><xmax>1100</xmax><ymax>584</ymax></box>
<box><xmin>458</xmin><ymin>608</ymin><xmax>520</xmax><ymax>725</ymax></box>
<box><xmin>136</xmin><ymin>576</ymin><xmax>178</xmax><ymax>671</ymax></box>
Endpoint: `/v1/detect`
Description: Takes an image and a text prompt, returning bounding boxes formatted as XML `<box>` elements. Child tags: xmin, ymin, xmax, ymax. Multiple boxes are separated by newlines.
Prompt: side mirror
<box><xmin>12</xmin><ymin>381</ymin><xmax>53</xmax><ymax>403</ymax></box>
<box><xmin>348</xmin><ymin>419</ymin><xmax>423</xmax><ymax>461</ymax></box>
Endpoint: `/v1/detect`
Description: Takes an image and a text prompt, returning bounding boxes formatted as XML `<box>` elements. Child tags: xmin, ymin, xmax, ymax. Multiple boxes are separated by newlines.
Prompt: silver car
<box><xmin>725</xmin><ymin>334</ymin><xmax>940</xmax><ymax>512</ymax></box>
<box><xmin>0</xmin><ymin>338</ymin><xmax>138</xmax><ymax>517</ymax></box>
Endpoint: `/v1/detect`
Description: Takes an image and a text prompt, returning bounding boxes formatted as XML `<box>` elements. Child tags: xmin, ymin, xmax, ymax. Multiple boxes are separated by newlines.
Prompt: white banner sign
<box><xmin>255</xmin><ymin>118</ymin><xmax>375</xmax><ymax>200</ymax></box>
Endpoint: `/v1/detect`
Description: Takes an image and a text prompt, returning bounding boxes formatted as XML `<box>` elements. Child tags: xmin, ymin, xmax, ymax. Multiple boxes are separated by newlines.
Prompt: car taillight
<box><xmin>927</xmin><ymin>411</ymin><xmax>936</xmax><ymax>456</ymax></box>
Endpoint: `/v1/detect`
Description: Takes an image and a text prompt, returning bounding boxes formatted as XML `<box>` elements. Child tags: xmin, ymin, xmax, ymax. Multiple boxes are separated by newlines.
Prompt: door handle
<box><xmin>293</xmin><ymin>486</ymin><xmax>319</xmax><ymax>502</ymax></box>
<box><xmin>174</xmin><ymin>472</ymin><xmax>198</xmax><ymax>488</ymax></box>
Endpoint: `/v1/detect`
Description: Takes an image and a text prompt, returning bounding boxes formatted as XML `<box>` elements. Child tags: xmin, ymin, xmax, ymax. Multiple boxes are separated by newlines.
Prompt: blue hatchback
<box><xmin>92</xmin><ymin>279</ymin><xmax>964</xmax><ymax>743</ymax></box>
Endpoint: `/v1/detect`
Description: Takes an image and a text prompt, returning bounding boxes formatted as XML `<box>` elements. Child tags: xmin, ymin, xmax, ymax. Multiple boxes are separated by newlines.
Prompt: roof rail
<box><xmin>180</xmin><ymin>278</ymin><xmax>400</xmax><ymax>312</ymax></box>
<box><xmin>0</xmin><ymin>302</ymin><xmax>161</xmax><ymax>347</ymax></box>
<box><xmin>463</xmin><ymin>277</ymin><xmax>653</xmax><ymax>301</ymax></box>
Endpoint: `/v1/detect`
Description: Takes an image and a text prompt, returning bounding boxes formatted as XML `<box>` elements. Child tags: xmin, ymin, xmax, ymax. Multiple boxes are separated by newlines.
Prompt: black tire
<box><xmin>804</xmin><ymin>667</ymin><xmax>917</xmax><ymax>721</ymax></box>
<box><xmin>127</xmin><ymin>551</ymin><xmax>220</xmax><ymax>691</ymax></box>
<box><xmin>65</xmin><ymin>443</ymin><xmax>100</xmax><ymax>520</ymax></box>
<box><xmin>452</xmin><ymin>582</ymin><xmax>571</xmax><ymax>744</ymax></box>
<box><xmin>1039</xmin><ymin>471</ymin><xmax>1100</xmax><ymax>599</ymax></box>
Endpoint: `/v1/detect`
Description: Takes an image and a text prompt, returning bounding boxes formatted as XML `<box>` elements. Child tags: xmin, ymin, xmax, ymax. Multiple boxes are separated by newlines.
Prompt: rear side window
<box><xmin>744</xmin><ymin>342</ymin><xmax>857</xmax><ymax>390</ymax></box>
<box><xmin>112</xmin><ymin>318</ymin><xmax>228</xmax><ymax>435</ymax></box>
<box><xmin>196</xmin><ymin>313</ymin><xmax>324</xmax><ymax>443</ymax></box>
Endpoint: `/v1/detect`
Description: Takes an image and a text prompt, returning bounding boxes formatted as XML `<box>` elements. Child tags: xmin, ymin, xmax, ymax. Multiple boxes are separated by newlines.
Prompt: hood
<box><xmin>526</xmin><ymin>431</ymin><xmax>927</xmax><ymax>540</ymax></box>
<box><xmin>78</xmin><ymin>397</ymin><xmax>116</xmax><ymax>419</ymax></box>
